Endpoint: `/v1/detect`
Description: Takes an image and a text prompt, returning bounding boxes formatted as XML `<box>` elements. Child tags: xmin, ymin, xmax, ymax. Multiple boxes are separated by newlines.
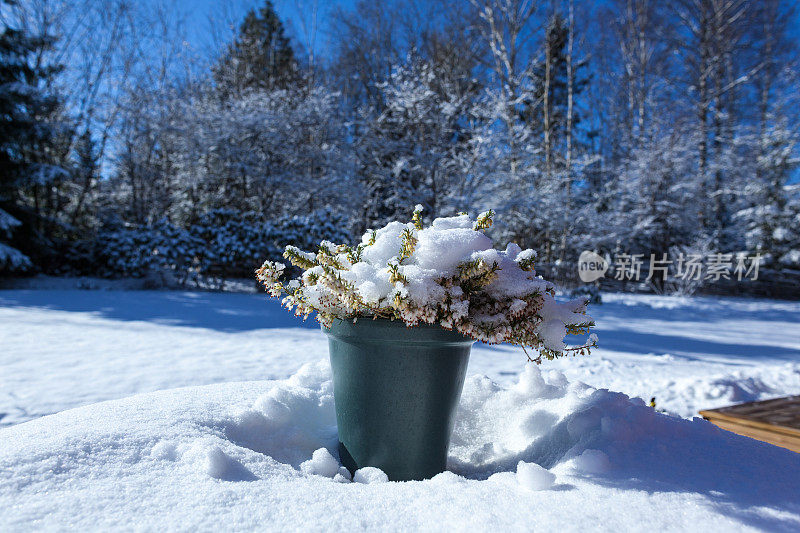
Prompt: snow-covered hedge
<box><xmin>191</xmin><ymin>209</ymin><xmax>350</xmax><ymax>278</ymax></box>
<box><xmin>93</xmin><ymin>220</ymin><xmax>201</xmax><ymax>279</ymax></box>
<box><xmin>277</xmin><ymin>209</ymin><xmax>351</xmax><ymax>257</ymax></box>
<box><xmin>188</xmin><ymin>210</ymin><xmax>279</xmax><ymax>279</ymax></box>
<box><xmin>257</xmin><ymin>206</ymin><xmax>596</xmax><ymax>360</ymax></box>
<box><xmin>75</xmin><ymin>209</ymin><xmax>351</xmax><ymax>281</ymax></box>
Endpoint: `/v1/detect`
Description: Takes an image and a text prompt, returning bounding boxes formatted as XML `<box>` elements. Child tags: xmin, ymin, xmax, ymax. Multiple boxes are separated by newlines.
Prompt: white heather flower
<box><xmin>255</xmin><ymin>208</ymin><xmax>595</xmax><ymax>359</ymax></box>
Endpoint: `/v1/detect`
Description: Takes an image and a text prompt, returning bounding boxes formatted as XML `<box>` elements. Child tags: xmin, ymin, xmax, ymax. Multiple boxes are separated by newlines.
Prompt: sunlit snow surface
<box><xmin>1</xmin><ymin>289</ymin><xmax>798</xmax><ymax>426</ymax></box>
<box><xmin>1</xmin><ymin>290</ymin><xmax>800</xmax><ymax>530</ymax></box>
<box><xmin>1</xmin><ymin>359</ymin><xmax>800</xmax><ymax>530</ymax></box>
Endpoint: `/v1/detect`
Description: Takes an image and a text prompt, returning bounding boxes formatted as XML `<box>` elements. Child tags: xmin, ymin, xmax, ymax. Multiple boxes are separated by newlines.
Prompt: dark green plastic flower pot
<box><xmin>323</xmin><ymin>318</ymin><xmax>473</xmax><ymax>481</ymax></box>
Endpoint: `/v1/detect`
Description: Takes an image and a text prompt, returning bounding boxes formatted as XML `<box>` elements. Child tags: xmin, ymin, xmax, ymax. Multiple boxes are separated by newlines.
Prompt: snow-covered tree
<box><xmin>732</xmin><ymin>0</ymin><xmax>800</xmax><ymax>268</ymax></box>
<box><xmin>162</xmin><ymin>85</ymin><xmax>354</xmax><ymax>224</ymax></box>
<box><xmin>0</xmin><ymin>1</ymin><xmax>67</xmax><ymax>272</ymax></box>
<box><xmin>736</xmin><ymin>122</ymin><xmax>800</xmax><ymax>267</ymax></box>
<box><xmin>212</xmin><ymin>0</ymin><xmax>300</xmax><ymax>96</ymax></box>
<box><xmin>355</xmin><ymin>54</ymin><xmax>484</xmax><ymax>228</ymax></box>
<box><xmin>0</xmin><ymin>209</ymin><xmax>31</xmax><ymax>272</ymax></box>
<box><xmin>67</xmin><ymin>128</ymin><xmax>100</xmax><ymax>230</ymax></box>
<box><xmin>605</xmin><ymin>130</ymin><xmax>700</xmax><ymax>257</ymax></box>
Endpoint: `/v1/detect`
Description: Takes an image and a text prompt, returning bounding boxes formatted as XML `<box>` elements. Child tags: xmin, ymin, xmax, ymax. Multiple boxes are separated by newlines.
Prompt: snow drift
<box><xmin>2</xmin><ymin>361</ymin><xmax>799</xmax><ymax>531</ymax></box>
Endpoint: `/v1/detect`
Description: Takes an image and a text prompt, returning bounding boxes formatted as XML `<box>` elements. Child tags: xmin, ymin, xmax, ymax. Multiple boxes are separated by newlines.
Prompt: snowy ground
<box><xmin>1</xmin><ymin>289</ymin><xmax>799</xmax><ymax>426</ymax></box>
<box><xmin>2</xmin><ymin>359</ymin><xmax>800</xmax><ymax>531</ymax></box>
<box><xmin>2</xmin><ymin>289</ymin><xmax>800</xmax><ymax>531</ymax></box>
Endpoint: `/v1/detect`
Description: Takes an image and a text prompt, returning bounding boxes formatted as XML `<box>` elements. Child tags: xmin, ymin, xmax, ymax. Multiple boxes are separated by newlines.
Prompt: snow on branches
<box><xmin>257</xmin><ymin>206</ymin><xmax>596</xmax><ymax>361</ymax></box>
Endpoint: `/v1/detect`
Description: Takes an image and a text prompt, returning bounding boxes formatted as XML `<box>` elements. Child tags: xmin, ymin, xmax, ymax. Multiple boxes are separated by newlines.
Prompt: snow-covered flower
<box><xmin>257</xmin><ymin>207</ymin><xmax>596</xmax><ymax>361</ymax></box>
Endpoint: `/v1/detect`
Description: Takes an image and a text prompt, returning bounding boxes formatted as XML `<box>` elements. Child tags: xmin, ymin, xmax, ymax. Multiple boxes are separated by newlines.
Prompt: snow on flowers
<box><xmin>256</xmin><ymin>206</ymin><xmax>596</xmax><ymax>360</ymax></box>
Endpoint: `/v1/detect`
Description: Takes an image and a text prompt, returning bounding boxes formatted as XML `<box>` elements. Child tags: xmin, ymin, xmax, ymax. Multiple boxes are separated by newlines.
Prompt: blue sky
<box><xmin>180</xmin><ymin>0</ymin><xmax>358</xmax><ymax>61</ymax></box>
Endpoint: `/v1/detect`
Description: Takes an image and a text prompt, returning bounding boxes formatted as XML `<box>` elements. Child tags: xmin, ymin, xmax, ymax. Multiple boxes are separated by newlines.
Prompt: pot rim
<box><xmin>323</xmin><ymin>316</ymin><xmax>475</xmax><ymax>346</ymax></box>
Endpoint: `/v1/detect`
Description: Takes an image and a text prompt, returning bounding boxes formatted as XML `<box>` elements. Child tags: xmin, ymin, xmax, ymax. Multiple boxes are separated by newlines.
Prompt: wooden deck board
<box><xmin>699</xmin><ymin>395</ymin><xmax>800</xmax><ymax>453</ymax></box>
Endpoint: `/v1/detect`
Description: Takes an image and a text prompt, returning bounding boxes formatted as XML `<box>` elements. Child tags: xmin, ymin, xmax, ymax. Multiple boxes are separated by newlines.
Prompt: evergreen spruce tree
<box><xmin>524</xmin><ymin>13</ymin><xmax>590</xmax><ymax>167</ymax></box>
<box><xmin>514</xmin><ymin>12</ymin><xmax>590</xmax><ymax>260</ymax></box>
<box><xmin>213</xmin><ymin>1</ymin><xmax>300</xmax><ymax>95</ymax></box>
<box><xmin>0</xmin><ymin>0</ymin><xmax>65</xmax><ymax>272</ymax></box>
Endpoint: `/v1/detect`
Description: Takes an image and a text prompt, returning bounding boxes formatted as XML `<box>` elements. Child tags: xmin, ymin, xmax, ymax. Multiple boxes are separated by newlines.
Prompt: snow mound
<box><xmin>300</xmin><ymin>448</ymin><xmax>340</xmax><ymax>478</ymax></box>
<box><xmin>571</xmin><ymin>449</ymin><xmax>612</xmax><ymax>474</ymax></box>
<box><xmin>2</xmin><ymin>361</ymin><xmax>800</xmax><ymax>531</ymax></box>
<box><xmin>516</xmin><ymin>460</ymin><xmax>556</xmax><ymax>491</ymax></box>
<box><xmin>354</xmin><ymin>467</ymin><xmax>390</xmax><ymax>484</ymax></box>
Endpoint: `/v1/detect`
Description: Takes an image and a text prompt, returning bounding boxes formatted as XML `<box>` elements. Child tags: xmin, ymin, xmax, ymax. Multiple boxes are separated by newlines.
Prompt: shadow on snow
<box><xmin>0</xmin><ymin>290</ymin><xmax>317</xmax><ymax>332</ymax></box>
